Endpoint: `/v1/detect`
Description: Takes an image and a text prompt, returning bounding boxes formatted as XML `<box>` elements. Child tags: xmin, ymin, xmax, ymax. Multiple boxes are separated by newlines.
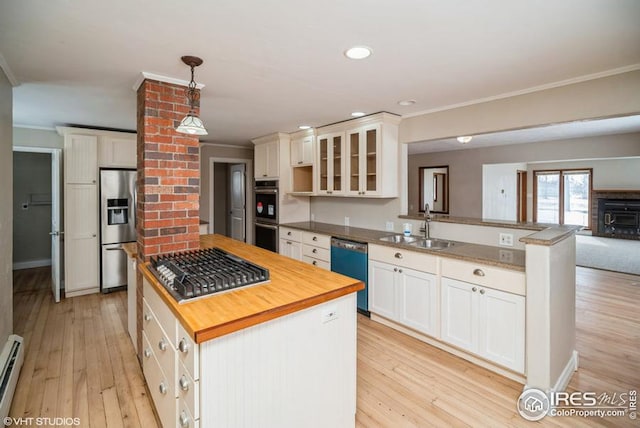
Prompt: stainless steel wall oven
<box><xmin>254</xmin><ymin>180</ymin><xmax>278</xmax><ymax>252</ymax></box>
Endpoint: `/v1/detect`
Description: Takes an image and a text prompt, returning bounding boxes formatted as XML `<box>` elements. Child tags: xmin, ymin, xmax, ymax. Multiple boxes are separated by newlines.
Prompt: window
<box><xmin>533</xmin><ymin>169</ymin><xmax>591</xmax><ymax>228</ymax></box>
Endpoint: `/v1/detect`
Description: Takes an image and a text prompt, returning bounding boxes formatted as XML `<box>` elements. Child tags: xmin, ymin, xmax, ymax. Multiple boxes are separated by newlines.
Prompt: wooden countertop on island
<box><xmin>139</xmin><ymin>234</ymin><xmax>364</xmax><ymax>344</ymax></box>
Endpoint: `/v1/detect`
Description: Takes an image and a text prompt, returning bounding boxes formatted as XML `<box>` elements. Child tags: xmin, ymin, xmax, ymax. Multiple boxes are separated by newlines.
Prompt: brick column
<box><xmin>135</xmin><ymin>79</ymin><xmax>201</xmax><ymax>357</ymax></box>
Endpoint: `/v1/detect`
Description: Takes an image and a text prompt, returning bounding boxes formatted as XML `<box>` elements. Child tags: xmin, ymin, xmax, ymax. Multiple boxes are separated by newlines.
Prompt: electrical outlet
<box><xmin>344</xmin><ymin>216</ymin><xmax>350</xmax><ymax>226</ymax></box>
<box><xmin>386</xmin><ymin>221</ymin><xmax>394</xmax><ymax>231</ymax></box>
<box><xmin>499</xmin><ymin>250</ymin><xmax>514</xmax><ymax>263</ymax></box>
<box><xmin>321</xmin><ymin>306</ymin><xmax>338</xmax><ymax>323</ymax></box>
<box><xmin>499</xmin><ymin>233</ymin><xmax>514</xmax><ymax>247</ymax></box>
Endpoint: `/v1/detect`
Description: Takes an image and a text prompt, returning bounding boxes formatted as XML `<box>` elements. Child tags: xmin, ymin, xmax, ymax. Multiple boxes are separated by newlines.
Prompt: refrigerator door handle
<box><xmin>105</xmin><ymin>246</ymin><xmax>124</xmax><ymax>251</ymax></box>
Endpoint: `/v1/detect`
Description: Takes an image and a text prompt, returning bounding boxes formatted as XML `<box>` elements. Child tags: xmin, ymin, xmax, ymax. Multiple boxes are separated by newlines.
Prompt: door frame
<box><xmin>13</xmin><ymin>145</ymin><xmax>63</xmax><ymax>302</ymax></box>
<box><xmin>209</xmin><ymin>157</ymin><xmax>253</xmax><ymax>244</ymax></box>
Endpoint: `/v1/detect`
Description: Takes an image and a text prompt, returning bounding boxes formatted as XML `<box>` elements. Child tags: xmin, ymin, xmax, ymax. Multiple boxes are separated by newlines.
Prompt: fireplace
<box><xmin>592</xmin><ymin>190</ymin><xmax>640</xmax><ymax>240</ymax></box>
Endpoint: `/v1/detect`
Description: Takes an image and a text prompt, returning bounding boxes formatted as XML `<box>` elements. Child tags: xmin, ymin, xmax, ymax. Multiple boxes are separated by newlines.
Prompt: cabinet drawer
<box><xmin>302</xmin><ymin>232</ymin><xmax>330</xmax><ymax>248</ymax></box>
<box><xmin>280</xmin><ymin>227</ymin><xmax>302</xmax><ymax>242</ymax></box>
<box><xmin>178</xmin><ymin>397</ymin><xmax>199</xmax><ymax>428</ymax></box>
<box><xmin>302</xmin><ymin>256</ymin><xmax>330</xmax><ymax>270</ymax></box>
<box><xmin>302</xmin><ymin>244</ymin><xmax>330</xmax><ymax>262</ymax></box>
<box><xmin>369</xmin><ymin>244</ymin><xmax>438</xmax><ymax>273</ymax></box>
<box><xmin>142</xmin><ymin>332</ymin><xmax>176</xmax><ymax>427</ymax></box>
<box><xmin>441</xmin><ymin>259</ymin><xmax>525</xmax><ymax>296</ymax></box>
<box><xmin>143</xmin><ymin>279</ymin><xmax>177</xmax><ymax>345</ymax></box>
<box><xmin>143</xmin><ymin>299</ymin><xmax>176</xmax><ymax>385</ymax></box>
<box><xmin>177</xmin><ymin>359</ymin><xmax>199</xmax><ymax>421</ymax></box>
<box><xmin>177</xmin><ymin>321</ymin><xmax>199</xmax><ymax>381</ymax></box>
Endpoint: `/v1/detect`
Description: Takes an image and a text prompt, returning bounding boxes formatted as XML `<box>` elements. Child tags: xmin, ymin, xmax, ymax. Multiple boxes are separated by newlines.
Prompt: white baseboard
<box><xmin>552</xmin><ymin>350</ymin><xmax>579</xmax><ymax>393</ymax></box>
<box><xmin>13</xmin><ymin>258</ymin><xmax>52</xmax><ymax>270</ymax></box>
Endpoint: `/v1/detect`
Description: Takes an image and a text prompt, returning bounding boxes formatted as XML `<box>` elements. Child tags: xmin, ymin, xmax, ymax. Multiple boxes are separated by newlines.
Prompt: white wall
<box><xmin>482</xmin><ymin>163</ymin><xmax>526</xmax><ymax>221</ymax></box>
<box><xmin>13</xmin><ymin>127</ymin><xmax>63</xmax><ymax>149</ymax></box>
<box><xmin>0</xmin><ymin>69</ymin><xmax>13</xmax><ymax>344</ymax></box>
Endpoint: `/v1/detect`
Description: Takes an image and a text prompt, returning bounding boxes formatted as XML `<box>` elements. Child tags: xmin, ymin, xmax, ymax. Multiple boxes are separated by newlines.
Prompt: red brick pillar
<box><xmin>135</xmin><ymin>79</ymin><xmax>201</xmax><ymax>356</ymax></box>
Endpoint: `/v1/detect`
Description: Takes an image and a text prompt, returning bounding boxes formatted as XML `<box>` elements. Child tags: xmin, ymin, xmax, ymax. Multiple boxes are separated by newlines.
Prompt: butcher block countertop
<box><xmin>139</xmin><ymin>234</ymin><xmax>364</xmax><ymax>344</ymax></box>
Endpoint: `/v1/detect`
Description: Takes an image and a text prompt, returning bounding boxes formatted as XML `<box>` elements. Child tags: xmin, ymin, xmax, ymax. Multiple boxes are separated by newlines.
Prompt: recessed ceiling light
<box><xmin>457</xmin><ymin>136</ymin><xmax>473</xmax><ymax>144</ymax></box>
<box><xmin>398</xmin><ymin>99</ymin><xmax>416</xmax><ymax>106</ymax></box>
<box><xmin>351</xmin><ymin>112</ymin><xmax>366</xmax><ymax>117</ymax></box>
<box><xmin>298</xmin><ymin>125</ymin><xmax>311</xmax><ymax>130</ymax></box>
<box><xmin>344</xmin><ymin>46</ymin><xmax>372</xmax><ymax>60</ymax></box>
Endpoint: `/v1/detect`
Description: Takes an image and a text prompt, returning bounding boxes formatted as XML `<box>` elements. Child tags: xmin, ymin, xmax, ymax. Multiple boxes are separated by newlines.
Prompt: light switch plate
<box><xmin>344</xmin><ymin>216</ymin><xmax>350</xmax><ymax>226</ymax></box>
<box><xmin>386</xmin><ymin>221</ymin><xmax>394</xmax><ymax>231</ymax></box>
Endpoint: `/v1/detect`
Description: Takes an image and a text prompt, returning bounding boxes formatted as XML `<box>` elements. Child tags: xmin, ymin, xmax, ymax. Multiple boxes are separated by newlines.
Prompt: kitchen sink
<box><xmin>379</xmin><ymin>234</ymin><xmax>419</xmax><ymax>244</ymax></box>
<box><xmin>409</xmin><ymin>239</ymin><xmax>455</xmax><ymax>250</ymax></box>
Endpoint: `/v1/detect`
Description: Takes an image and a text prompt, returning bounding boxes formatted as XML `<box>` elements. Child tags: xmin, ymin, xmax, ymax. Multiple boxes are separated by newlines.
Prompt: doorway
<box><xmin>12</xmin><ymin>146</ymin><xmax>62</xmax><ymax>302</ymax></box>
<box><xmin>209</xmin><ymin>158</ymin><xmax>253</xmax><ymax>243</ymax></box>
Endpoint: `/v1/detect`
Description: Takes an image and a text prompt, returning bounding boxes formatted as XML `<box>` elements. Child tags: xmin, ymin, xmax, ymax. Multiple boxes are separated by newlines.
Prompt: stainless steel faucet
<box><xmin>421</xmin><ymin>203</ymin><xmax>431</xmax><ymax>239</ymax></box>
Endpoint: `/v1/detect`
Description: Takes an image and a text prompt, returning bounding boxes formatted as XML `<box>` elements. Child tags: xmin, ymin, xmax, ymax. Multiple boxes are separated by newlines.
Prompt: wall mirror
<box><xmin>419</xmin><ymin>166</ymin><xmax>449</xmax><ymax>213</ymax></box>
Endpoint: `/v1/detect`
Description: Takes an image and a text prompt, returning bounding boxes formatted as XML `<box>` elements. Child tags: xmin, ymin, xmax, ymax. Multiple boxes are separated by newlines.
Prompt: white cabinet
<box><xmin>346</xmin><ymin>124</ymin><xmax>381</xmax><ymax>196</ymax></box>
<box><xmin>279</xmin><ymin>238</ymin><xmax>302</xmax><ymax>260</ymax></box>
<box><xmin>369</xmin><ymin>260</ymin><xmax>398</xmax><ymax>320</ymax></box>
<box><xmin>290</xmin><ymin>135</ymin><xmax>314</xmax><ymax>166</ymax></box>
<box><xmin>441</xmin><ymin>277</ymin><xmax>525</xmax><ymax>373</ymax></box>
<box><xmin>99</xmin><ymin>135</ymin><xmax>136</xmax><ymax>168</ymax></box>
<box><xmin>301</xmin><ymin>231</ymin><xmax>331</xmax><ymax>270</ymax></box>
<box><xmin>254</xmin><ymin>140</ymin><xmax>279</xmax><ymax>179</ymax></box>
<box><xmin>127</xmin><ymin>256</ymin><xmax>137</xmax><ymax>352</ymax></box>
<box><xmin>64</xmin><ymin>134</ymin><xmax>98</xmax><ymax>184</ymax></box>
<box><xmin>317</xmin><ymin>132</ymin><xmax>344</xmax><ymax>195</ymax></box>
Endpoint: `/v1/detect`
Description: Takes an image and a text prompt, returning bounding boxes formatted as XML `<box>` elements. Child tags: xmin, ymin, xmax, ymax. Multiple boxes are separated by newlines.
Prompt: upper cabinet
<box><xmin>316</xmin><ymin>112</ymin><xmax>400</xmax><ymax>198</ymax></box>
<box><xmin>290</xmin><ymin>129</ymin><xmax>315</xmax><ymax>194</ymax></box>
<box><xmin>64</xmin><ymin>134</ymin><xmax>98</xmax><ymax>184</ymax></box>
<box><xmin>253</xmin><ymin>137</ymin><xmax>280</xmax><ymax>179</ymax></box>
<box><xmin>290</xmin><ymin>134</ymin><xmax>314</xmax><ymax>166</ymax></box>
<box><xmin>99</xmin><ymin>135</ymin><xmax>137</xmax><ymax>168</ymax></box>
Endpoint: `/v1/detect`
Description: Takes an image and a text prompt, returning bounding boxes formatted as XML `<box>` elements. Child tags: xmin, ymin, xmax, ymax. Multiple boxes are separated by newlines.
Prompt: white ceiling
<box><xmin>1</xmin><ymin>0</ymin><xmax>640</xmax><ymax>147</ymax></box>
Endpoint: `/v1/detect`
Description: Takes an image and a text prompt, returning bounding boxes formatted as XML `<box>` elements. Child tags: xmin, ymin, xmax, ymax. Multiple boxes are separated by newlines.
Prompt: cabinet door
<box><xmin>478</xmin><ymin>287</ymin><xmax>525</xmax><ymax>372</ymax></box>
<box><xmin>266</xmin><ymin>141</ymin><xmax>279</xmax><ymax>177</ymax></box>
<box><xmin>279</xmin><ymin>238</ymin><xmax>302</xmax><ymax>260</ymax></box>
<box><xmin>369</xmin><ymin>260</ymin><xmax>397</xmax><ymax>320</ymax></box>
<box><xmin>398</xmin><ymin>268</ymin><xmax>438</xmax><ymax>337</ymax></box>
<box><xmin>362</xmin><ymin>124</ymin><xmax>380</xmax><ymax>194</ymax></box>
<box><xmin>346</xmin><ymin>129</ymin><xmax>361</xmax><ymax>195</ymax></box>
<box><xmin>255</xmin><ymin>143</ymin><xmax>268</xmax><ymax>178</ymax></box>
<box><xmin>99</xmin><ymin>136</ymin><xmax>136</xmax><ymax>168</ymax></box>
<box><xmin>64</xmin><ymin>184</ymin><xmax>99</xmax><ymax>293</ymax></box>
<box><xmin>317</xmin><ymin>133</ymin><xmax>344</xmax><ymax>194</ymax></box>
<box><xmin>291</xmin><ymin>136</ymin><xmax>314</xmax><ymax>166</ymax></box>
<box><xmin>65</xmin><ymin>134</ymin><xmax>98</xmax><ymax>184</ymax></box>
<box><xmin>441</xmin><ymin>278</ymin><xmax>477</xmax><ymax>353</ymax></box>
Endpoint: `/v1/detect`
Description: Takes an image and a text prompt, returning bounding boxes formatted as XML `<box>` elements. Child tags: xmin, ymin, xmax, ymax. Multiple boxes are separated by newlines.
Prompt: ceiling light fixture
<box><xmin>176</xmin><ymin>55</ymin><xmax>208</xmax><ymax>136</ymax></box>
<box><xmin>351</xmin><ymin>111</ymin><xmax>366</xmax><ymax>117</ymax></box>
<box><xmin>298</xmin><ymin>125</ymin><xmax>311</xmax><ymax>130</ymax></box>
<box><xmin>457</xmin><ymin>136</ymin><xmax>473</xmax><ymax>144</ymax></box>
<box><xmin>344</xmin><ymin>46</ymin><xmax>372</xmax><ymax>60</ymax></box>
<box><xmin>398</xmin><ymin>99</ymin><xmax>416</xmax><ymax>106</ymax></box>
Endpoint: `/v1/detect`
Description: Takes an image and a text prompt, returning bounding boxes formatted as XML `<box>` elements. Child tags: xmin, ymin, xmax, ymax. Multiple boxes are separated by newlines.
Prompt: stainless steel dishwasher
<box><xmin>330</xmin><ymin>237</ymin><xmax>369</xmax><ymax>316</ymax></box>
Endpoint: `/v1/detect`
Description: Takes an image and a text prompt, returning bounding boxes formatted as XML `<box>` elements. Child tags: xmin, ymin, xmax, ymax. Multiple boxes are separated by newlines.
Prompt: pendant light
<box><xmin>176</xmin><ymin>55</ymin><xmax>208</xmax><ymax>136</ymax></box>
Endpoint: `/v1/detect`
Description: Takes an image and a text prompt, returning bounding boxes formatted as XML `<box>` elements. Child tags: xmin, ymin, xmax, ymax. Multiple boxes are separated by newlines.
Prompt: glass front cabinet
<box><xmin>318</xmin><ymin>132</ymin><xmax>344</xmax><ymax>195</ymax></box>
<box><xmin>346</xmin><ymin>124</ymin><xmax>380</xmax><ymax>196</ymax></box>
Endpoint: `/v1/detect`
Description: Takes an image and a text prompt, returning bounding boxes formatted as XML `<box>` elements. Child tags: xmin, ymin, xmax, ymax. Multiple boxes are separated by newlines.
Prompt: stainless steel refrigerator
<box><xmin>100</xmin><ymin>169</ymin><xmax>137</xmax><ymax>292</ymax></box>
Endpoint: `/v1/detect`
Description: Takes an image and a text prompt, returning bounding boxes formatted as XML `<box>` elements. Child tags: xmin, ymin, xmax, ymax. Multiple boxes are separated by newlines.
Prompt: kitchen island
<box><xmin>139</xmin><ymin>234</ymin><xmax>363</xmax><ymax>428</ymax></box>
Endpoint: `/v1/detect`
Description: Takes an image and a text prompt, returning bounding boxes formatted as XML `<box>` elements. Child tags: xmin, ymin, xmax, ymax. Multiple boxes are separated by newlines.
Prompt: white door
<box><xmin>369</xmin><ymin>260</ymin><xmax>397</xmax><ymax>321</ymax></box>
<box><xmin>50</xmin><ymin>149</ymin><xmax>62</xmax><ymax>302</ymax></box>
<box><xmin>398</xmin><ymin>268</ymin><xmax>438</xmax><ymax>337</ymax></box>
<box><xmin>441</xmin><ymin>278</ymin><xmax>477</xmax><ymax>353</ymax></box>
<box><xmin>229</xmin><ymin>164</ymin><xmax>246</xmax><ymax>242</ymax></box>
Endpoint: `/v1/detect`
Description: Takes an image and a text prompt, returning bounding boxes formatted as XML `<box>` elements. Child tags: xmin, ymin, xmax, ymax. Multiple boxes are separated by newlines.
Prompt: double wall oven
<box><xmin>254</xmin><ymin>180</ymin><xmax>279</xmax><ymax>252</ymax></box>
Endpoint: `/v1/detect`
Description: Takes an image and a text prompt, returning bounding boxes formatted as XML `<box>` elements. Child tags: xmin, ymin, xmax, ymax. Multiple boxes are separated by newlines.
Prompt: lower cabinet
<box><xmin>278</xmin><ymin>227</ymin><xmax>331</xmax><ymax>270</ymax></box>
<box><xmin>369</xmin><ymin>260</ymin><xmax>438</xmax><ymax>337</ymax></box>
<box><xmin>279</xmin><ymin>238</ymin><xmax>302</xmax><ymax>260</ymax></box>
<box><xmin>441</xmin><ymin>277</ymin><xmax>525</xmax><ymax>373</ymax></box>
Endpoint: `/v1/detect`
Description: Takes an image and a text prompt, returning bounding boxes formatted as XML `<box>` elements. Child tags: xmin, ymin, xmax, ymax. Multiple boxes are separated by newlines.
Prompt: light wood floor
<box><xmin>11</xmin><ymin>266</ymin><xmax>639</xmax><ymax>427</ymax></box>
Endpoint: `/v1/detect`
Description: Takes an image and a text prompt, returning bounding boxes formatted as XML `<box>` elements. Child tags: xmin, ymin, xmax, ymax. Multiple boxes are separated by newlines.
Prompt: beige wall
<box><xmin>0</xmin><ymin>69</ymin><xmax>13</xmax><ymax>344</ymax></box>
<box><xmin>400</xmin><ymin>70</ymin><xmax>640</xmax><ymax>144</ymax></box>
<box><xmin>13</xmin><ymin>127</ymin><xmax>63</xmax><ymax>149</ymax></box>
<box><xmin>408</xmin><ymin>133</ymin><xmax>640</xmax><ymax>219</ymax></box>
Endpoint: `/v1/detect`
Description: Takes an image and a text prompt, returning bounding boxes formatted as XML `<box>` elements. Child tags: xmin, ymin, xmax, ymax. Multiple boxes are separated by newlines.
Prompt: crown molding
<box><xmin>132</xmin><ymin>71</ymin><xmax>205</xmax><ymax>91</ymax></box>
<box><xmin>200</xmin><ymin>142</ymin><xmax>253</xmax><ymax>149</ymax></box>
<box><xmin>0</xmin><ymin>53</ymin><xmax>20</xmax><ymax>87</ymax></box>
<box><xmin>13</xmin><ymin>123</ymin><xmax>56</xmax><ymax>131</ymax></box>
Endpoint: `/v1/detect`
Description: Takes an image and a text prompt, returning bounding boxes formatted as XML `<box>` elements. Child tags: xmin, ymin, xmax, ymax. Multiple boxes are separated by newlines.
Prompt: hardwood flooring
<box><xmin>10</xmin><ymin>266</ymin><xmax>639</xmax><ymax>427</ymax></box>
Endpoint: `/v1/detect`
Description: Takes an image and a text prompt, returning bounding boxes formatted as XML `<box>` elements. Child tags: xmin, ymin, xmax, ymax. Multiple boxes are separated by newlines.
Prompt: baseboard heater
<box><xmin>0</xmin><ymin>335</ymin><xmax>24</xmax><ymax>419</ymax></box>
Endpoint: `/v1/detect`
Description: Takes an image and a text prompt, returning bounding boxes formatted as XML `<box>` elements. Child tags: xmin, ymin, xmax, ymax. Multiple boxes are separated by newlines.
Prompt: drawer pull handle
<box><xmin>473</xmin><ymin>269</ymin><xmax>485</xmax><ymax>277</ymax></box>
<box><xmin>158</xmin><ymin>339</ymin><xmax>167</xmax><ymax>351</ymax></box>
<box><xmin>287</xmin><ymin>231</ymin><xmax>292</xmax><ymax>236</ymax></box>
<box><xmin>393</xmin><ymin>267</ymin><xmax>398</xmax><ymax>272</ymax></box>
<box><xmin>398</xmin><ymin>269</ymin><xmax>403</xmax><ymax>273</ymax></box>
<box><xmin>286</xmin><ymin>241</ymin><xmax>292</xmax><ymax>245</ymax></box>
<box><xmin>144</xmin><ymin>349</ymin><xmax>151</xmax><ymax>358</ymax></box>
<box><xmin>158</xmin><ymin>382</ymin><xmax>167</xmax><ymax>395</ymax></box>
<box><xmin>179</xmin><ymin>375</ymin><xmax>190</xmax><ymax>391</ymax></box>
<box><xmin>312</xmin><ymin>236</ymin><xmax>318</xmax><ymax>241</ymax></box>
<box><xmin>472</xmin><ymin>287</ymin><xmax>477</xmax><ymax>292</ymax></box>
<box><xmin>480</xmin><ymin>289</ymin><xmax>485</xmax><ymax>295</ymax></box>
<box><xmin>312</xmin><ymin>260</ymin><xmax>317</xmax><ymax>266</ymax></box>
<box><xmin>178</xmin><ymin>338</ymin><xmax>190</xmax><ymax>353</ymax></box>
<box><xmin>179</xmin><ymin>411</ymin><xmax>190</xmax><ymax>428</ymax></box>
<box><xmin>312</xmin><ymin>248</ymin><xmax>317</xmax><ymax>254</ymax></box>
<box><xmin>394</xmin><ymin>252</ymin><xmax>403</xmax><ymax>259</ymax></box>
<box><xmin>144</xmin><ymin>313</ymin><xmax>152</xmax><ymax>322</ymax></box>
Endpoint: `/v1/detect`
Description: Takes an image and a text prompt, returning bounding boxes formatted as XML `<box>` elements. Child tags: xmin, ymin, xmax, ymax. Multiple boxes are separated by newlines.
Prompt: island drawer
<box><xmin>302</xmin><ymin>255</ymin><xmax>330</xmax><ymax>270</ymax></box>
<box><xmin>280</xmin><ymin>227</ymin><xmax>302</xmax><ymax>242</ymax></box>
<box><xmin>177</xmin><ymin>321</ymin><xmax>199</xmax><ymax>381</ymax></box>
<box><xmin>441</xmin><ymin>258</ymin><xmax>525</xmax><ymax>296</ymax></box>
<box><xmin>369</xmin><ymin>244</ymin><xmax>438</xmax><ymax>274</ymax></box>
<box><xmin>142</xmin><ymin>332</ymin><xmax>176</xmax><ymax>428</ymax></box>
<box><xmin>302</xmin><ymin>232</ymin><xmax>331</xmax><ymax>248</ymax></box>
<box><xmin>143</xmin><ymin>278</ymin><xmax>177</xmax><ymax>345</ymax></box>
<box><xmin>177</xmin><ymin>358</ymin><xmax>199</xmax><ymax>421</ymax></box>
<box><xmin>143</xmin><ymin>299</ymin><xmax>176</xmax><ymax>385</ymax></box>
<box><xmin>302</xmin><ymin>244</ymin><xmax>330</xmax><ymax>262</ymax></box>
